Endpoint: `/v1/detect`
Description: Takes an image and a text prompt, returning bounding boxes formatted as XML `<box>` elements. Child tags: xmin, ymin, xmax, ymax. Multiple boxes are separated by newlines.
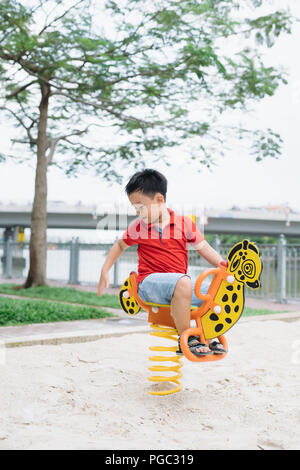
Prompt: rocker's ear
<box><xmin>242</xmin><ymin>239</ymin><xmax>249</xmax><ymax>250</ymax></box>
<box><xmin>248</xmin><ymin>242</ymin><xmax>258</xmax><ymax>254</ymax></box>
<box><xmin>228</xmin><ymin>242</ymin><xmax>243</xmax><ymax>261</ymax></box>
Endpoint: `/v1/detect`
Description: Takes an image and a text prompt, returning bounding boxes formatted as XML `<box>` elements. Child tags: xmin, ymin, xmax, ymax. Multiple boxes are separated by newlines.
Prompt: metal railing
<box><xmin>1</xmin><ymin>235</ymin><xmax>299</xmax><ymax>303</ymax></box>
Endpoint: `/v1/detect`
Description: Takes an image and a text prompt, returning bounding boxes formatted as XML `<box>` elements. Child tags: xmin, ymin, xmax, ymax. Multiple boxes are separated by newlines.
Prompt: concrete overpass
<box><xmin>0</xmin><ymin>202</ymin><xmax>300</xmax><ymax>238</ymax></box>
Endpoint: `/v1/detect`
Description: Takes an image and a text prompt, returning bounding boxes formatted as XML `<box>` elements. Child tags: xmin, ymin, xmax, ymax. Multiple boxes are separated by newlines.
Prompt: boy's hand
<box><xmin>97</xmin><ymin>270</ymin><xmax>109</xmax><ymax>296</ymax></box>
<box><xmin>219</xmin><ymin>260</ymin><xmax>228</xmax><ymax>268</ymax></box>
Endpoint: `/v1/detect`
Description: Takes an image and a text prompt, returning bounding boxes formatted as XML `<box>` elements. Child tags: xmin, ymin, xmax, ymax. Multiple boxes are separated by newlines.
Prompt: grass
<box><xmin>0</xmin><ymin>283</ymin><xmax>120</xmax><ymax>309</ymax></box>
<box><xmin>0</xmin><ymin>283</ymin><xmax>292</xmax><ymax>328</ymax></box>
<box><xmin>0</xmin><ymin>284</ymin><xmax>287</xmax><ymax>316</ymax></box>
<box><xmin>0</xmin><ymin>296</ymin><xmax>115</xmax><ymax>327</ymax></box>
<box><xmin>243</xmin><ymin>306</ymin><xmax>288</xmax><ymax>317</ymax></box>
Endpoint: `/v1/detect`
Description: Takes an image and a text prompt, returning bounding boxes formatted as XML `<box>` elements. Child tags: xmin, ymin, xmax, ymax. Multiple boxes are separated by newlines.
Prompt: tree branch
<box><xmin>45</xmin><ymin>137</ymin><xmax>60</xmax><ymax>165</ymax></box>
<box><xmin>5</xmin><ymin>80</ymin><xmax>37</xmax><ymax>99</ymax></box>
<box><xmin>37</xmin><ymin>0</ymin><xmax>87</xmax><ymax>36</ymax></box>
<box><xmin>0</xmin><ymin>106</ymin><xmax>38</xmax><ymax>145</ymax></box>
<box><xmin>50</xmin><ymin>87</ymin><xmax>154</xmax><ymax>126</ymax></box>
<box><xmin>45</xmin><ymin>124</ymin><xmax>100</xmax><ymax>165</ymax></box>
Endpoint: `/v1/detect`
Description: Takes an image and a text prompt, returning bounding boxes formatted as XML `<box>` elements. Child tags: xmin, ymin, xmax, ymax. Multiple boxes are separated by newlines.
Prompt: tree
<box><xmin>0</xmin><ymin>0</ymin><xmax>294</xmax><ymax>287</ymax></box>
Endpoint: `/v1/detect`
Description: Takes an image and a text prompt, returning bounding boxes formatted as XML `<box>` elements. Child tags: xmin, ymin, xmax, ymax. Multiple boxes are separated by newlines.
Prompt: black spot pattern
<box><xmin>129</xmin><ymin>308</ymin><xmax>134</xmax><ymax>314</ymax></box>
<box><xmin>203</xmin><ymin>239</ymin><xmax>261</xmax><ymax>338</ymax></box>
<box><xmin>215</xmin><ymin>323</ymin><xmax>223</xmax><ymax>333</ymax></box>
<box><xmin>126</xmin><ymin>300</ymin><xmax>130</xmax><ymax>306</ymax></box>
<box><xmin>204</xmin><ymin>259</ymin><xmax>251</xmax><ymax>337</ymax></box>
<box><xmin>131</xmin><ymin>302</ymin><xmax>135</xmax><ymax>307</ymax></box>
<box><xmin>210</xmin><ymin>313</ymin><xmax>219</xmax><ymax>321</ymax></box>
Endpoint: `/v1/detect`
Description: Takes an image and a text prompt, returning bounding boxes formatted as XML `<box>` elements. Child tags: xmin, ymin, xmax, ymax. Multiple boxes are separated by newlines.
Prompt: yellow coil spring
<box><xmin>148</xmin><ymin>323</ymin><xmax>183</xmax><ymax>396</ymax></box>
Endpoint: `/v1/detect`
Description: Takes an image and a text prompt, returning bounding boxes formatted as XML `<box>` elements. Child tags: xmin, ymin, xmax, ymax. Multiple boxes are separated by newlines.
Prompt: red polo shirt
<box><xmin>122</xmin><ymin>208</ymin><xmax>205</xmax><ymax>289</ymax></box>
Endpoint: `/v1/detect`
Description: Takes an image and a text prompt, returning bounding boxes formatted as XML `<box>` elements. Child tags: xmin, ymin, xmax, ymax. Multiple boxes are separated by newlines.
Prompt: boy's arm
<box><xmin>97</xmin><ymin>239</ymin><xmax>129</xmax><ymax>296</ymax></box>
<box><xmin>102</xmin><ymin>238</ymin><xmax>129</xmax><ymax>272</ymax></box>
<box><xmin>185</xmin><ymin>216</ymin><xmax>226</xmax><ymax>268</ymax></box>
<box><xmin>194</xmin><ymin>240</ymin><xmax>227</xmax><ymax>267</ymax></box>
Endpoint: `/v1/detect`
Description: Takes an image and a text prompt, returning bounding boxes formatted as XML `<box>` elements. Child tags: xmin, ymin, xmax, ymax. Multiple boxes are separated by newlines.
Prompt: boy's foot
<box><xmin>208</xmin><ymin>340</ymin><xmax>227</xmax><ymax>354</ymax></box>
<box><xmin>176</xmin><ymin>335</ymin><xmax>213</xmax><ymax>357</ymax></box>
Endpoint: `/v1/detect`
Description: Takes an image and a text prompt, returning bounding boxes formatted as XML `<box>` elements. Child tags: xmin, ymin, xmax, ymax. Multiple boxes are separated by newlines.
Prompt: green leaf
<box><xmin>0</xmin><ymin>0</ymin><xmax>294</xmax><ymax>174</ymax></box>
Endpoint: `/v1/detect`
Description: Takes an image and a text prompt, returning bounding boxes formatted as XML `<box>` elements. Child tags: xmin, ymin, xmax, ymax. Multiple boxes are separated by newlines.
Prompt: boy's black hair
<box><xmin>125</xmin><ymin>168</ymin><xmax>167</xmax><ymax>201</ymax></box>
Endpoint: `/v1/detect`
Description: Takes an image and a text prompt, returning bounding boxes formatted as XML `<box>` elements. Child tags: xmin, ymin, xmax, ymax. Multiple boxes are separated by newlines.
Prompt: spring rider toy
<box><xmin>118</xmin><ymin>240</ymin><xmax>262</xmax><ymax>396</ymax></box>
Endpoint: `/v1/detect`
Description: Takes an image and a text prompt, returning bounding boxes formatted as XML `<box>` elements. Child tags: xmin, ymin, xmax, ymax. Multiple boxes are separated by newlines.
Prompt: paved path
<box><xmin>0</xmin><ymin>314</ymin><xmax>149</xmax><ymax>348</ymax></box>
<box><xmin>0</xmin><ymin>277</ymin><xmax>299</xmax><ymax>348</ymax></box>
<box><xmin>0</xmin><ymin>306</ymin><xmax>299</xmax><ymax>348</ymax></box>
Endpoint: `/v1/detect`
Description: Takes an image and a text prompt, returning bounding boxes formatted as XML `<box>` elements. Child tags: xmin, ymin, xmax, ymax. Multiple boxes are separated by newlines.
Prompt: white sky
<box><xmin>0</xmin><ymin>0</ymin><xmax>300</xmax><ymax>220</ymax></box>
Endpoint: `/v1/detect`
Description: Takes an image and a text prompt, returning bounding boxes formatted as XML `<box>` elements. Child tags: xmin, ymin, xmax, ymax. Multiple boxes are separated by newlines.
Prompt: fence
<box><xmin>0</xmin><ymin>235</ymin><xmax>299</xmax><ymax>303</ymax></box>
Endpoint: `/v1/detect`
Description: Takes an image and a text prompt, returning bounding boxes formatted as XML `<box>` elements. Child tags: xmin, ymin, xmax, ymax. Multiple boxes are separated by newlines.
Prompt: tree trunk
<box><xmin>23</xmin><ymin>82</ymin><xmax>50</xmax><ymax>288</ymax></box>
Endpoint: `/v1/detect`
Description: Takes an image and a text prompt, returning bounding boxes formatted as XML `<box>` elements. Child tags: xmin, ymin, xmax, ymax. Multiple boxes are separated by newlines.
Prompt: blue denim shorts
<box><xmin>138</xmin><ymin>272</ymin><xmax>210</xmax><ymax>307</ymax></box>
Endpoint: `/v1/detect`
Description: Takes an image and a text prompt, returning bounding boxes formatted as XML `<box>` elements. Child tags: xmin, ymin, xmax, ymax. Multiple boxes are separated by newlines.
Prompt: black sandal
<box><xmin>209</xmin><ymin>341</ymin><xmax>227</xmax><ymax>355</ymax></box>
<box><xmin>176</xmin><ymin>335</ymin><xmax>213</xmax><ymax>357</ymax></box>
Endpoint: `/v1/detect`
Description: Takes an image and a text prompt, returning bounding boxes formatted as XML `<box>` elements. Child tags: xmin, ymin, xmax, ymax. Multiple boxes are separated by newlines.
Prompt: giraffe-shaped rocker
<box><xmin>119</xmin><ymin>240</ymin><xmax>263</xmax><ymax>394</ymax></box>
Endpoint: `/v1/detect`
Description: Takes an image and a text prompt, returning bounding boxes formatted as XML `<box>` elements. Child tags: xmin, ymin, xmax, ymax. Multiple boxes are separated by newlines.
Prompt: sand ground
<box><xmin>1</xmin><ymin>315</ymin><xmax>300</xmax><ymax>450</ymax></box>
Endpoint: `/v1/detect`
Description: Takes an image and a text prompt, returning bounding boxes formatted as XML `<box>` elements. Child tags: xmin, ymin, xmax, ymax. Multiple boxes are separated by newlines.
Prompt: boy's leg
<box><xmin>170</xmin><ymin>275</ymin><xmax>192</xmax><ymax>334</ymax></box>
<box><xmin>170</xmin><ymin>275</ymin><xmax>210</xmax><ymax>354</ymax></box>
<box><xmin>138</xmin><ymin>272</ymin><xmax>210</xmax><ymax>354</ymax></box>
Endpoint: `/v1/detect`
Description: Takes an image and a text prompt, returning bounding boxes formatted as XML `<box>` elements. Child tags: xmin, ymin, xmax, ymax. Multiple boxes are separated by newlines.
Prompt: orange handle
<box><xmin>194</xmin><ymin>267</ymin><xmax>220</xmax><ymax>301</ymax></box>
<box><xmin>180</xmin><ymin>328</ymin><xmax>228</xmax><ymax>363</ymax></box>
<box><xmin>180</xmin><ymin>327</ymin><xmax>206</xmax><ymax>362</ymax></box>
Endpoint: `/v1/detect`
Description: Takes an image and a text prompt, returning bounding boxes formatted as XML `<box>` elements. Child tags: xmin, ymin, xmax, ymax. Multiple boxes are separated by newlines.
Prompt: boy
<box><xmin>97</xmin><ymin>168</ymin><xmax>227</xmax><ymax>356</ymax></box>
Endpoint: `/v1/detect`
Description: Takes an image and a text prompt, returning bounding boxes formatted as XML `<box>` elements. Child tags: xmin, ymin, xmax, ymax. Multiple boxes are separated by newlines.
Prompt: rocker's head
<box><xmin>227</xmin><ymin>239</ymin><xmax>262</xmax><ymax>289</ymax></box>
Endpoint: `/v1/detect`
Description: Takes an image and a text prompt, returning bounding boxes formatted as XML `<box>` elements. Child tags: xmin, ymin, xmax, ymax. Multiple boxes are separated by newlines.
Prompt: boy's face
<box><xmin>129</xmin><ymin>191</ymin><xmax>165</xmax><ymax>224</ymax></box>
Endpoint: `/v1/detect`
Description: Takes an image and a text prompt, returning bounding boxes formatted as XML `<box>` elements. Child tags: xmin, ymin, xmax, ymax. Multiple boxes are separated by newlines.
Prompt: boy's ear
<box><xmin>155</xmin><ymin>192</ymin><xmax>165</xmax><ymax>204</ymax></box>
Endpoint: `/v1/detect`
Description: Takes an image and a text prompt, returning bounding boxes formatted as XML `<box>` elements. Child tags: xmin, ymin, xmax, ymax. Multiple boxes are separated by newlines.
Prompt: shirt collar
<box><xmin>145</xmin><ymin>207</ymin><xmax>175</xmax><ymax>230</ymax></box>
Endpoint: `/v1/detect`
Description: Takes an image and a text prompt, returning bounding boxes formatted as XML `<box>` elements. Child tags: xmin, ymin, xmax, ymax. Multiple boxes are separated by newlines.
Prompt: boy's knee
<box><xmin>173</xmin><ymin>275</ymin><xmax>192</xmax><ymax>297</ymax></box>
